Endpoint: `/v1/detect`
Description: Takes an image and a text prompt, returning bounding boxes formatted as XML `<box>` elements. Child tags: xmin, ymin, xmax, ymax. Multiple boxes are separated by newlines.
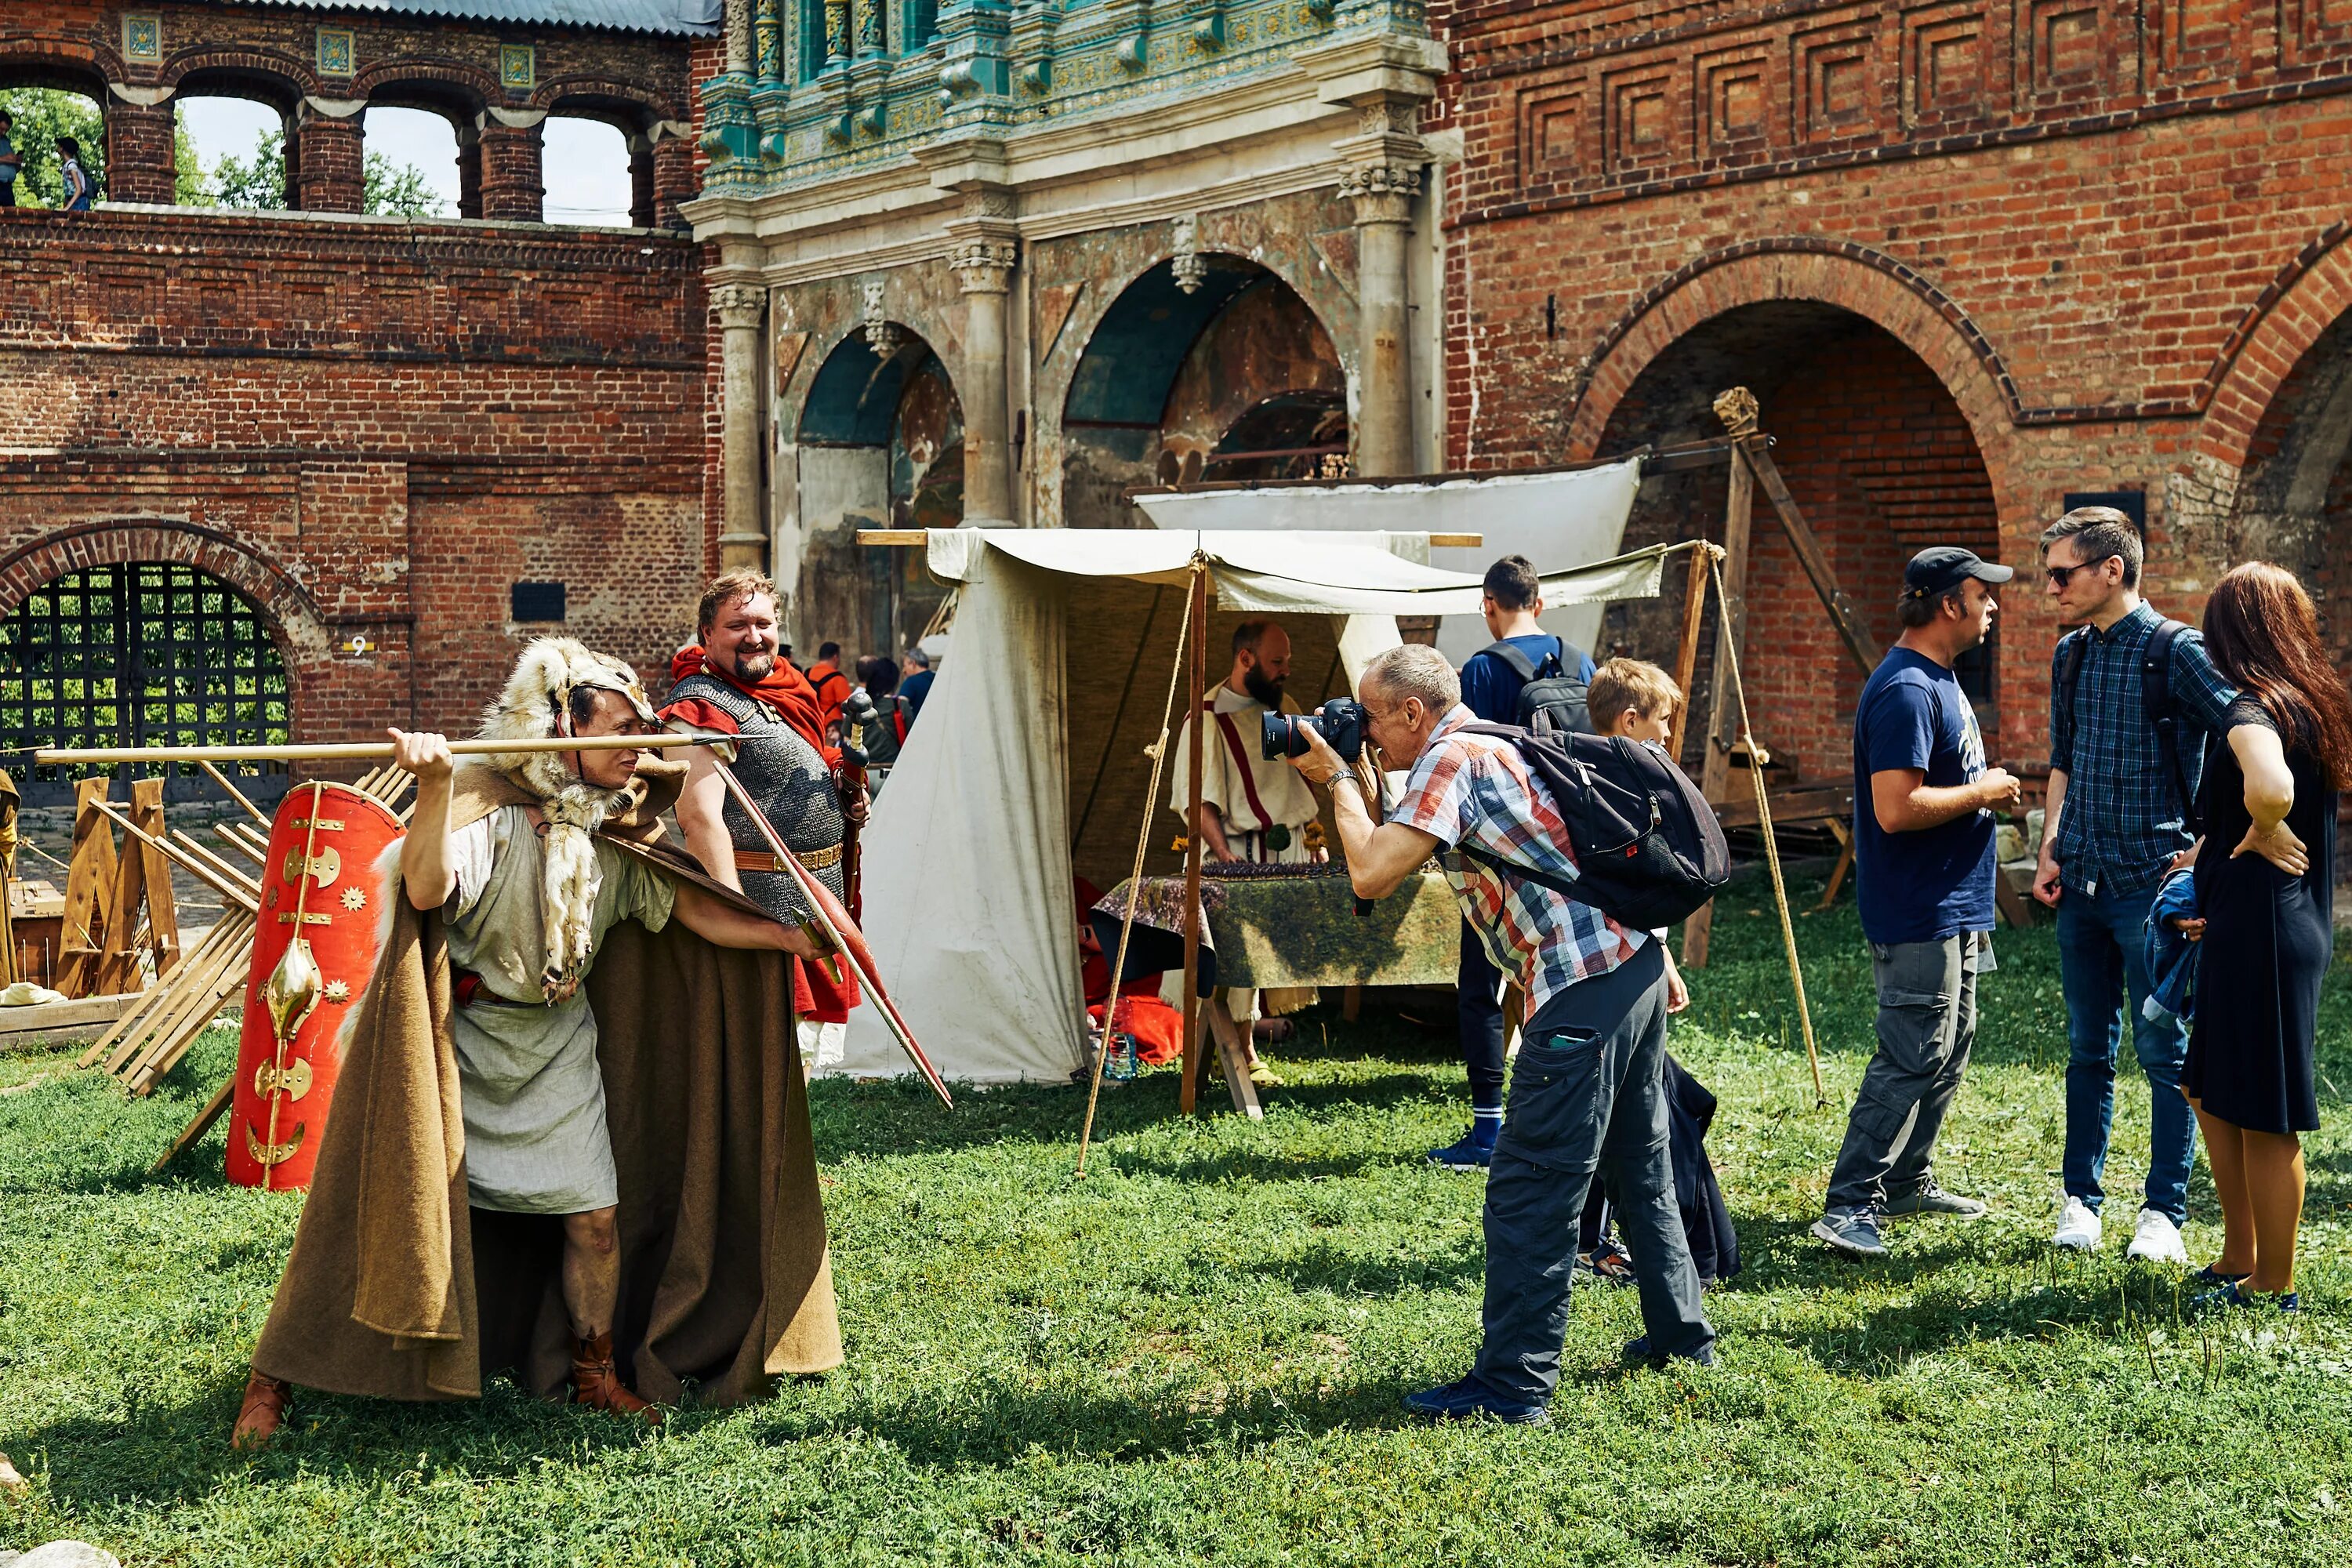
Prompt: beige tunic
<box><xmin>443</xmin><ymin>805</ymin><xmax>676</xmax><ymax>1214</ymax></box>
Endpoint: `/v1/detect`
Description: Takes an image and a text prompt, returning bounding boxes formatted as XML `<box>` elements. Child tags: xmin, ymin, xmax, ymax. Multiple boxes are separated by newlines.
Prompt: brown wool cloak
<box><xmin>251</xmin><ymin>763</ymin><xmax>843</xmax><ymax>1404</ymax></box>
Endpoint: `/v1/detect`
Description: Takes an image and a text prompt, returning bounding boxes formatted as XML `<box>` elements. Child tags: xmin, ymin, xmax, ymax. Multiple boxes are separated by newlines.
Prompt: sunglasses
<box><xmin>2044</xmin><ymin>556</ymin><xmax>2117</xmax><ymax>589</ymax></box>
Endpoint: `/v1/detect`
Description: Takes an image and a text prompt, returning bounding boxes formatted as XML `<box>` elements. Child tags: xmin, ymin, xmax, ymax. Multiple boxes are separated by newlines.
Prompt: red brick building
<box><xmin>1436</xmin><ymin>0</ymin><xmax>2352</xmax><ymax>777</ymax></box>
<box><xmin>0</xmin><ymin>2</ymin><xmax>714</xmax><ymax>801</ymax></box>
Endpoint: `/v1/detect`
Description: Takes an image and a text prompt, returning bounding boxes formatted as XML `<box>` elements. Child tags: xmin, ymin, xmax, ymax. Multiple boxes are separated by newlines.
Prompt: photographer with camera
<box><xmin>1287</xmin><ymin>644</ymin><xmax>1715</xmax><ymax>1424</ymax></box>
<box><xmin>1169</xmin><ymin>619</ymin><xmax>1326</xmax><ymax>1086</ymax></box>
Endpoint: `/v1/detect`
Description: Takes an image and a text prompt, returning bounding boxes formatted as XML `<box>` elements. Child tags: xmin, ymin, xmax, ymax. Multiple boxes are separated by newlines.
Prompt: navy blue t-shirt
<box><xmin>1852</xmin><ymin>648</ymin><xmax>1996</xmax><ymax>945</ymax></box>
<box><xmin>1458</xmin><ymin>635</ymin><xmax>1597</xmax><ymax>725</ymax></box>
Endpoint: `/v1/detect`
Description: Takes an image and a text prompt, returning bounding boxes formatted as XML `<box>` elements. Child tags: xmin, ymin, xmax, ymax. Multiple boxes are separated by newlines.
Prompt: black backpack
<box><xmin>2056</xmin><ymin>619</ymin><xmax>2201</xmax><ymax>833</ymax></box>
<box><xmin>1448</xmin><ymin>721</ymin><xmax>1731</xmax><ymax>929</ymax></box>
<box><xmin>1479</xmin><ymin>638</ymin><xmax>1592</xmax><ymax>736</ymax></box>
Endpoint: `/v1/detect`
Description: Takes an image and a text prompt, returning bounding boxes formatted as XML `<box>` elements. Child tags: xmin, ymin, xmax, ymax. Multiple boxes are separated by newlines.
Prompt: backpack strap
<box><xmin>2053</xmin><ymin>628</ymin><xmax>2089</xmax><ymax>770</ymax></box>
<box><xmin>2143</xmin><ymin>619</ymin><xmax>2201</xmax><ymax>834</ymax></box>
<box><xmin>1479</xmin><ymin>641</ymin><xmax>1540</xmax><ymax>682</ymax></box>
<box><xmin>1452</xmin><ymin>837</ymin><xmax>1583</xmax><ymax>900</ymax></box>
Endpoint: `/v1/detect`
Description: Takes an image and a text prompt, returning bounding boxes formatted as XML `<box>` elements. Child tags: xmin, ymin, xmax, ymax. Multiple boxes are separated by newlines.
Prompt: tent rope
<box><xmin>1076</xmin><ymin>570</ymin><xmax>1198</xmax><ymax>1174</ymax></box>
<box><xmin>1709</xmin><ymin>550</ymin><xmax>1828</xmax><ymax>1105</ymax></box>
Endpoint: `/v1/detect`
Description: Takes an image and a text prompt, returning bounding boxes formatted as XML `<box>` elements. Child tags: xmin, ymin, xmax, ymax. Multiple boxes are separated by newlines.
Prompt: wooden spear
<box><xmin>36</xmin><ymin>734</ymin><xmax>732</xmax><ymax>766</ymax></box>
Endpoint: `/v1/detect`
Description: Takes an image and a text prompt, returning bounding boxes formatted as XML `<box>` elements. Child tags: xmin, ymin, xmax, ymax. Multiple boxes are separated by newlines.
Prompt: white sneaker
<box><xmin>2126</xmin><ymin>1207</ymin><xmax>2188</xmax><ymax>1265</ymax></box>
<box><xmin>2053</xmin><ymin>1195</ymin><xmax>2103</xmax><ymax>1250</ymax></box>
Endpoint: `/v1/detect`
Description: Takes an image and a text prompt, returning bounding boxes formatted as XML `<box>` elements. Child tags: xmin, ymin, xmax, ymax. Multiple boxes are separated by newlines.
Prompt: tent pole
<box><xmin>1685</xmin><ymin>390</ymin><xmax>1760</xmax><ymax>971</ymax></box>
<box><xmin>1178</xmin><ymin>560</ymin><xmax>1210</xmax><ymax>1116</ymax></box>
<box><xmin>1076</xmin><ymin>582</ymin><xmax>1196</xmax><ymax>1174</ymax></box>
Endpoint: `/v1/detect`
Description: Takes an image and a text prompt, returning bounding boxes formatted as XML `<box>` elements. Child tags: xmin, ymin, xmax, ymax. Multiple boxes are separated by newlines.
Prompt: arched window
<box><xmin>359</xmin><ymin>105</ymin><xmax>458</xmax><ymax>219</ymax></box>
<box><xmin>0</xmin><ymin>84</ymin><xmax>109</xmax><ymax>209</ymax></box>
<box><xmin>1</xmin><ymin>564</ymin><xmax>292</xmax><ymax>804</ymax></box>
<box><xmin>176</xmin><ymin>94</ymin><xmax>289</xmax><ymax>210</ymax></box>
<box><xmin>542</xmin><ymin>116</ymin><xmax>632</xmax><ymax>227</ymax></box>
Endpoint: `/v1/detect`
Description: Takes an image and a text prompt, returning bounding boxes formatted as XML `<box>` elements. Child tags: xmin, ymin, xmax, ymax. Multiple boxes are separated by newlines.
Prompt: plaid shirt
<box><xmin>2049</xmin><ymin>601</ymin><xmax>2236</xmax><ymax>898</ymax></box>
<box><xmin>1389</xmin><ymin>706</ymin><xmax>1643</xmax><ymax>1014</ymax></box>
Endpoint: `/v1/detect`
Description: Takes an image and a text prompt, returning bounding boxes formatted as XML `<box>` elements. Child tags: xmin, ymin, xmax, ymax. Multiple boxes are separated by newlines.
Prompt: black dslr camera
<box><xmin>1261</xmin><ymin>698</ymin><xmax>1370</xmax><ymax>764</ymax></box>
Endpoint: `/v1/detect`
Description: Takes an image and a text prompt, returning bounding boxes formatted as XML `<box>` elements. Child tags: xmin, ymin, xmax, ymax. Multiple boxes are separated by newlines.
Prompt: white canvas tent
<box><xmin>1136</xmin><ymin>461</ymin><xmax>1645</xmax><ymax>665</ymax></box>
<box><xmin>836</xmin><ymin>519</ymin><xmax>1668</xmax><ymax>1086</ymax></box>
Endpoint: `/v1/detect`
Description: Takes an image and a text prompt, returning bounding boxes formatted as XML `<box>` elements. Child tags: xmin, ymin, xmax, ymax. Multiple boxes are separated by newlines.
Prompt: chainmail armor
<box><xmin>669</xmin><ymin>673</ymin><xmax>845</xmax><ymax>925</ymax></box>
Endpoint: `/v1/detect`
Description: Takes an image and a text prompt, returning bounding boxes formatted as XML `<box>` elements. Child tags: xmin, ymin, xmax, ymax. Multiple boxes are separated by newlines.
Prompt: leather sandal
<box><xmin>231</xmin><ymin>1370</ymin><xmax>292</xmax><ymax>1451</ymax></box>
<box><xmin>570</xmin><ymin>1331</ymin><xmax>662</xmax><ymax>1425</ymax></box>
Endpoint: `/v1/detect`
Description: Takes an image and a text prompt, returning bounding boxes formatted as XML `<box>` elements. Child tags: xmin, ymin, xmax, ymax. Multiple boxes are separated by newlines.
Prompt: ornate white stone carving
<box><xmin>1170</xmin><ymin>215</ymin><xmax>1207</xmax><ymax>295</ymax></box>
<box><xmin>711</xmin><ymin>284</ymin><xmax>767</xmax><ymax>330</ymax></box>
<box><xmin>1338</xmin><ymin>161</ymin><xmax>1423</xmax><ymax>201</ymax></box>
<box><xmin>862</xmin><ymin>279</ymin><xmax>901</xmax><ymax>357</ymax></box>
<box><xmin>949</xmin><ymin>239</ymin><xmax>1019</xmax><ymax>293</ymax></box>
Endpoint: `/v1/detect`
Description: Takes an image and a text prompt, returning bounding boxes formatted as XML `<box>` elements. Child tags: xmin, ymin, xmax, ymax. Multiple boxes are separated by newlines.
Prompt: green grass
<box><xmin>5</xmin><ymin>869</ymin><xmax>2352</xmax><ymax>1565</ymax></box>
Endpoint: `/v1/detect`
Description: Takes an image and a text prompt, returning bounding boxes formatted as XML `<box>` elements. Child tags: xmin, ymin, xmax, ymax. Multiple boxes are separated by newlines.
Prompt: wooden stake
<box><xmin>198</xmin><ymin>761</ymin><xmax>270</xmax><ymax>826</ymax></box>
<box><xmin>1671</xmin><ymin>542</ymin><xmax>1713</xmax><ymax>766</ymax></box>
<box><xmin>131</xmin><ymin>779</ymin><xmax>180</xmax><ymax>980</ymax></box>
<box><xmin>152</xmin><ymin>1073</ymin><xmax>236</xmax><ymax>1174</ymax></box>
<box><xmin>56</xmin><ymin>779</ymin><xmax>119</xmax><ymax>999</ymax></box>
<box><xmin>1177</xmin><ymin>561</ymin><xmax>1210</xmax><ymax>1116</ymax></box>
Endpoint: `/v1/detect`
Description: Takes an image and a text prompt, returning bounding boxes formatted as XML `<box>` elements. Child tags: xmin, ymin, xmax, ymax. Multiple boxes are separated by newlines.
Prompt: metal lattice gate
<box><xmin>0</xmin><ymin>563</ymin><xmax>292</xmax><ymax>807</ymax></box>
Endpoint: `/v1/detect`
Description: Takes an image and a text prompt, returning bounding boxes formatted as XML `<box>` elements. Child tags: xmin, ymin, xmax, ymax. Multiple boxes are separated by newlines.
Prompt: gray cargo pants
<box><xmin>1468</xmin><ymin>940</ymin><xmax>1716</xmax><ymax>1405</ymax></box>
<box><xmin>1824</xmin><ymin>931</ymin><xmax>1992</xmax><ymax>1214</ymax></box>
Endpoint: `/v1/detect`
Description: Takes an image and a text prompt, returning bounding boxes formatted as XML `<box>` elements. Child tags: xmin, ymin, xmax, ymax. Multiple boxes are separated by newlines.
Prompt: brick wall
<box><xmin>0</xmin><ymin>208</ymin><xmax>710</xmax><ymax>753</ymax></box>
<box><xmin>1436</xmin><ymin>0</ymin><xmax>2352</xmax><ymax>764</ymax></box>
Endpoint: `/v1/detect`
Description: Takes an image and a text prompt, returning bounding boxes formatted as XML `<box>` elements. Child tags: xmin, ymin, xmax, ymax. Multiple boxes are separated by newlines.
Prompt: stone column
<box><xmin>1339</xmin><ymin>157</ymin><xmax>1421</xmax><ymax>477</ymax></box>
<box><xmin>713</xmin><ymin>282</ymin><xmax>771</xmax><ymax>571</ymax></box>
<box><xmin>477</xmin><ymin>111</ymin><xmax>546</xmax><ymax>222</ymax></box>
<box><xmin>626</xmin><ymin>132</ymin><xmax>655</xmax><ymax>227</ymax></box>
<box><xmin>949</xmin><ymin>236</ymin><xmax>1019</xmax><ymax>523</ymax></box>
<box><xmin>103</xmin><ymin>88</ymin><xmax>177</xmax><ymax>205</ymax></box>
<box><xmin>294</xmin><ymin>100</ymin><xmax>367</xmax><ymax>213</ymax></box>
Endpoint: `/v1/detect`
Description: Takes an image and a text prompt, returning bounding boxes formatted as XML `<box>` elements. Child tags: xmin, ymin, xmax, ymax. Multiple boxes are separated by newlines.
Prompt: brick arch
<box><xmin>158</xmin><ymin>45</ymin><xmax>319</xmax><ymax>104</ymax></box>
<box><xmin>0</xmin><ymin>38</ymin><xmax>125</xmax><ymax>93</ymax></box>
<box><xmin>532</xmin><ymin>74</ymin><xmax>684</xmax><ymax>126</ymax></box>
<box><xmin>2194</xmin><ymin>221</ymin><xmax>2352</xmax><ymax>472</ymax></box>
<box><xmin>0</xmin><ymin>521</ymin><xmax>329</xmax><ymax>662</ymax></box>
<box><xmin>1562</xmin><ymin>239</ymin><xmax>2019</xmax><ymax>472</ymax></box>
<box><xmin>353</xmin><ymin>56</ymin><xmax>501</xmax><ymax>115</ymax></box>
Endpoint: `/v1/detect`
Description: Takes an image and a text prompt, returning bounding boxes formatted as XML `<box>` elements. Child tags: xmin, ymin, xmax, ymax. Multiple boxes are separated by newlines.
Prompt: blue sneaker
<box><xmin>1427</xmin><ymin>1127</ymin><xmax>1496</xmax><ymax>1171</ymax></box>
<box><xmin>2193</xmin><ymin>1282</ymin><xmax>2301</xmax><ymax>1316</ymax></box>
<box><xmin>1401</xmin><ymin>1374</ymin><xmax>1548</xmax><ymax>1425</ymax></box>
<box><xmin>1811</xmin><ymin>1205</ymin><xmax>1888</xmax><ymax>1258</ymax></box>
<box><xmin>1622</xmin><ymin>1334</ymin><xmax>1717</xmax><ymax>1370</ymax></box>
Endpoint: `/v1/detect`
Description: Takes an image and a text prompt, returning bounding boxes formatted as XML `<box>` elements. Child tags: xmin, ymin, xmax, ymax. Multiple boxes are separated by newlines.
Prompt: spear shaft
<box><xmin>35</xmin><ymin>735</ymin><xmax>732</xmax><ymax>766</ymax></box>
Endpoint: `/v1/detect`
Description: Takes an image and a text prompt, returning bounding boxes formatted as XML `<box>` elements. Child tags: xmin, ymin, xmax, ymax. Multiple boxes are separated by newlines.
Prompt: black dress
<box><xmin>2184</xmin><ymin>699</ymin><xmax>2336</xmax><ymax>1134</ymax></box>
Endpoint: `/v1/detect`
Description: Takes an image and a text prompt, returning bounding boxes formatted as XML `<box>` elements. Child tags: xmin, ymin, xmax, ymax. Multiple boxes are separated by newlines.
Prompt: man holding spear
<box><xmin>225</xmin><ymin>637</ymin><xmax>847</xmax><ymax>1448</ymax></box>
<box><xmin>661</xmin><ymin>570</ymin><xmax>866</xmax><ymax>1071</ymax></box>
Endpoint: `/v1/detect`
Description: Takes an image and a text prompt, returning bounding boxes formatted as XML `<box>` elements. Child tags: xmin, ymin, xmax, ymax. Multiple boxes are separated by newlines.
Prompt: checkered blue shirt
<box><xmin>1389</xmin><ymin>706</ymin><xmax>1643</xmax><ymax>1014</ymax></box>
<box><xmin>2049</xmin><ymin>601</ymin><xmax>2236</xmax><ymax>898</ymax></box>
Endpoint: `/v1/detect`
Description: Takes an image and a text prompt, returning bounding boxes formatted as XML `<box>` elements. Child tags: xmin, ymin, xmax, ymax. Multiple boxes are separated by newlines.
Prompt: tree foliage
<box><xmin>0</xmin><ymin>87</ymin><xmax>107</xmax><ymax>209</ymax></box>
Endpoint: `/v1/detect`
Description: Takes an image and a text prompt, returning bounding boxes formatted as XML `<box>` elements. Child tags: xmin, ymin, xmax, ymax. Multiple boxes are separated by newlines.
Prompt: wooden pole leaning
<box><xmin>1710</xmin><ymin>552</ymin><xmax>1828</xmax><ymax>1105</ymax></box>
<box><xmin>1684</xmin><ymin>390</ymin><xmax>1762</xmax><ymax>971</ymax></box>
<box><xmin>1177</xmin><ymin>560</ymin><xmax>1210</xmax><ymax>1116</ymax></box>
<box><xmin>1076</xmin><ymin>577</ymin><xmax>1196</xmax><ymax>1175</ymax></box>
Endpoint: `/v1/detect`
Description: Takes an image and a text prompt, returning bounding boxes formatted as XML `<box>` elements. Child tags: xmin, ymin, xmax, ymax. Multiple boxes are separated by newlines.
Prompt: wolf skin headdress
<box><xmin>475</xmin><ymin>637</ymin><xmax>661</xmax><ymax>1000</ymax></box>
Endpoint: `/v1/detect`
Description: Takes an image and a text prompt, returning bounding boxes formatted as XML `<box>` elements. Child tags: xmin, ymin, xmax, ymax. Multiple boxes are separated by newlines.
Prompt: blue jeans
<box><xmin>2058</xmin><ymin>880</ymin><xmax>2194</xmax><ymax>1225</ymax></box>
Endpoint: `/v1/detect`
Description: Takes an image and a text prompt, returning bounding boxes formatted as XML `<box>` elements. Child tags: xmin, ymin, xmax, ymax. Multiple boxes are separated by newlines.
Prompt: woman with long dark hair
<box><xmin>2180</xmin><ymin>561</ymin><xmax>2352</xmax><ymax>1310</ymax></box>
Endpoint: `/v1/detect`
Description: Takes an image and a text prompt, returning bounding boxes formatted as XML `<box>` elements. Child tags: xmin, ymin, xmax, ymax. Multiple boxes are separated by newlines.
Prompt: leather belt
<box><xmin>736</xmin><ymin>844</ymin><xmax>840</xmax><ymax>874</ymax></box>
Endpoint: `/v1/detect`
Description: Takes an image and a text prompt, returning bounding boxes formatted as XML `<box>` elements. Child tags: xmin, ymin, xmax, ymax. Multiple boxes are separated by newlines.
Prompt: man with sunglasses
<box><xmin>2036</xmin><ymin>506</ymin><xmax>2235</xmax><ymax>1264</ymax></box>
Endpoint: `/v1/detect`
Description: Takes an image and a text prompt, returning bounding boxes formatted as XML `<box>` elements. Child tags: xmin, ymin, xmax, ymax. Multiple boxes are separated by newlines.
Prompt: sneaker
<box><xmin>1576</xmin><ymin>1240</ymin><xmax>1637</xmax><ymax>1287</ymax></box>
<box><xmin>2192</xmin><ymin>1282</ymin><xmax>2301</xmax><ymax>1316</ymax></box>
<box><xmin>1882</xmin><ymin>1181</ymin><xmax>1988</xmax><ymax>1219</ymax></box>
<box><xmin>1402</xmin><ymin>1374</ymin><xmax>1549</xmax><ymax>1425</ymax></box>
<box><xmin>1811</xmin><ymin>1205</ymin><xmax>1888</xmax><ymax>1258</ymax></box>
<box><xmin>2053</xmin><ymin>1195</ymin><xmax>2103</xmax><ymax>1251</ymax></box>
<box><xmin>2125</xmin><ymin>1207</ymin><xmax>2189</xmax><ymax>1265</ymax></box>
<box><xmin>1622</xmin><ymin>1334</ymin><xmax>1717</xmax><ymax>1370</ymax></box>
<box><xmin>2190</xmin><ymin>1262</ymin><xmax>2252</xmax><ymax>1288</ymax></box>
<box><xmin>1426</xmin><ymin>1127</ymin><xmax>1495</xmax><ymax>1171</ymax></box>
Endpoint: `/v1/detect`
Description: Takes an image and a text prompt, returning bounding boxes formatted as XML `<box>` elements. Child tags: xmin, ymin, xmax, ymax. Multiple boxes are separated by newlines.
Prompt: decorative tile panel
<box><xmin>122</xmin><ymin>15</ymin><xmax>163</xmax><ymax>65</ymax></box>
<box><xmin>501</xmin><ymin>43</ymin><xmax>537</xmax><ymax>93</ymax></box>
<box><xmin>317</xmin><ymin>27</ymin><xmax>357</xmax><ymax>78</ymax></box>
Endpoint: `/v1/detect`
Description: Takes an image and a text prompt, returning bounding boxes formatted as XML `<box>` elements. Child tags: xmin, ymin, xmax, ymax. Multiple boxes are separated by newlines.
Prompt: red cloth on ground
<box><xmin>661</xmin><ymin>644</ymin><xmax>858</xmax><ymax>1018</ymax></box>
<box><xmin>660</xmin><ymin>645</ymin><xmax>838</xmax><ymax>766</ymax></box>
<box><xmin>1076</xmin><ymin>877</ymin><xmax>1181</xmax><ymax>1064</ymax></box>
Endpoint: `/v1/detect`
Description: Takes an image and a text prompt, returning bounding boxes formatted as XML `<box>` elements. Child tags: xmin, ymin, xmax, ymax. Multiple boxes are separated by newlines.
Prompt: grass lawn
<box><xmin>5</xmin><ymin>869</ymin><xmax>2352</xmax><ymax>1565</ymax></box>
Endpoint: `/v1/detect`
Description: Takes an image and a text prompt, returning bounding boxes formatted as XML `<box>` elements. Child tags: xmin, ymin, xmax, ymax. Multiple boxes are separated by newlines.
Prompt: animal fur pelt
<box><xmin>474</xmin><ymin>637</ymin><xmax>662</xmax><ymax>1000</ymax></box>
